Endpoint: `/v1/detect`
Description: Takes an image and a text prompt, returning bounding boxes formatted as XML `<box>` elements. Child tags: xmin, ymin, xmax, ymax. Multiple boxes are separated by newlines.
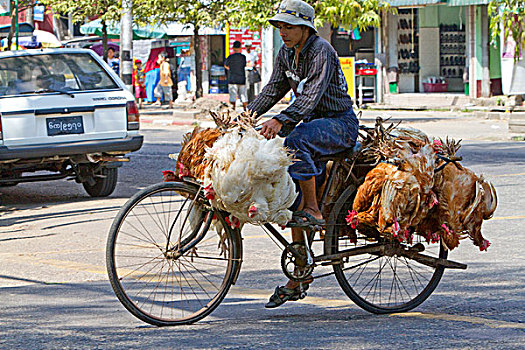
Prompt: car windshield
<box><xmin>0</xmin><ymin>52</ymin><xmax>119</xmax><ymax>97</ymax></box>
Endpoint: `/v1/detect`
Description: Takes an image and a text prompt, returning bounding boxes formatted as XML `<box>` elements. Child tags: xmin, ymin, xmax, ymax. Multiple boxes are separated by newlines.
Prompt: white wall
<box><xmin>418</xmin><ymin>27</ymin><xmax>440</xmax><ymax>90</ymax></box>
<box><xmin>261</xmin><ymin>27</ymin><xmax>275</xmax><ymax>85</ymax></box>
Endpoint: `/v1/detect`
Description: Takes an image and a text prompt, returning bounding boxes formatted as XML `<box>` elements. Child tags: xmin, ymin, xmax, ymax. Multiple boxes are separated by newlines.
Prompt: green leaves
<box><xmin>228</xmin><ymin>0</ymin><xmax>390</xmax><ymax>31</ymax></box>
<box><xmin>489</xmin><ymin>0</ymin><xmax>525</xmax><ymax>61</ymax></box>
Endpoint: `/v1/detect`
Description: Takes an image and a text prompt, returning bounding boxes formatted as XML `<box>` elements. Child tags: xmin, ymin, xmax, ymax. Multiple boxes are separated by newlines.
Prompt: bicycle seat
<box><xmin>318</xmin><ymin>142</ymin><xmax>361</xmax><ymax>162</ymax></box>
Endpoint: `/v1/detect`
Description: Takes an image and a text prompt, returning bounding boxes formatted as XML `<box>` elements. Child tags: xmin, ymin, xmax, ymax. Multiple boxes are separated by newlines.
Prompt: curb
<box><xmin>140</xmin><ymin>118</ymin><xmax>197</xmax><ymax>126</ymax></box>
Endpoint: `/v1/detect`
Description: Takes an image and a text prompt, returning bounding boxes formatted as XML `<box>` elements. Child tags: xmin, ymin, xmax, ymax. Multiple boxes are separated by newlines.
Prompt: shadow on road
<box><xmin>1</xmin><ymin>266</ymin><xmax>523</xmax><ymax>349</ymax></box>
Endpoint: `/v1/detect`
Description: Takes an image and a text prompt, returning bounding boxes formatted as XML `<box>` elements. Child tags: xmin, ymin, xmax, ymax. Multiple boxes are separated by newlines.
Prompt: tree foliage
<box><xmin>227</xmin><ymin>0</ymin><xmax>389</xmax><ymax>31</ymax></box>
<box><xmin>6</xmin><ymin>0</ymin><xmax>35</xmax><ymax>48</ymax></box>
<box><xmin>489</xmin><ymin>0</ymin><xmax>525</xmax><ymax>61</ymax></box>
<box><xmin>40</xmin><ymin>0</ymin><xmax>154</xmax><ymax>58</ymax></box>
<box><xmin>40</xmin><ymin>0</ymin><xmax>121</xmax><ymax>26</ymax></box>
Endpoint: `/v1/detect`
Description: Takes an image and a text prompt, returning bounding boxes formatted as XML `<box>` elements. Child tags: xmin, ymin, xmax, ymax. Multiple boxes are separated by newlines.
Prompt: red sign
<box><xmin>227</xmin><ymin>26</ymin><xmax>261</xmax><ymax>67</ymax></box>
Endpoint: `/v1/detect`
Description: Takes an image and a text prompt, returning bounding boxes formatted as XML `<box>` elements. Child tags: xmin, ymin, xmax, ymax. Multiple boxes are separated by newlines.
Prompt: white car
<box><xmin>0</xmin><ymin>48</ymin><xmax>143</xmax><ymax>197</ymax></box>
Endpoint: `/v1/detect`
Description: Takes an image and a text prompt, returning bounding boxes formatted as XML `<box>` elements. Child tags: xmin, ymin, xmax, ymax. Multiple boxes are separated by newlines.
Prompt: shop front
<box><xmin>332</xmin><ymin>25</ymin><xmax>377</xmax><ymax>105</ymax></box>
<box><xmin>387</xmin><ymin>1</ymin><xmax>467</xmax><ymax>93</ymax></box>
<box><xmin>385</xmin><ymin>0</ymin><xmax>498</xmax><ymax>98</ymax></box>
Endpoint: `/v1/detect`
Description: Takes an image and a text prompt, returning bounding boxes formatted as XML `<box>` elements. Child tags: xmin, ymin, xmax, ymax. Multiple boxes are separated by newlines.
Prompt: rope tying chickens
<box><xmin>347</xmin><ymin>118</ymin><xmax>497</xmax><ymax>251</ymax></box>
<box><xmin>169</xmin><ymin>111</ymin><xmax>298</xmax><ymax>228</ymax></box>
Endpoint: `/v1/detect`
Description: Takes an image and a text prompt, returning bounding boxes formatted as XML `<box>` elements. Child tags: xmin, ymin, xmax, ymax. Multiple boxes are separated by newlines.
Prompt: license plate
<box><xmin>46</xmin><ymin>116</ymin><xmax>84</xmax><ymax>136</ymax></box>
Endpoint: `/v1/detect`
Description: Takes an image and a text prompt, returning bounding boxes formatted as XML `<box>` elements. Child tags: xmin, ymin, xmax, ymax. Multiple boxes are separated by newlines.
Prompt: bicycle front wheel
<box><xmin>107</xmin><ymin>182</ymin><xmax>240</xmax><ymax>326</ymax></box>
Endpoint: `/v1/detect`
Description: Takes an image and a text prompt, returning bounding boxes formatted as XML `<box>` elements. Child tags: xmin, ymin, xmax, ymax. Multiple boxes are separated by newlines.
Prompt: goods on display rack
<box><xmin>355</xmin><ymin>62</ymin><xmax>376</xmax><ymax>105</ymax></box>
<box><xmin>397</xmin><ymin>9</ymin><xmax>419</xmax><ymax>75</ymax></box>
<box><xmin>439</xmin><ymin>24</ymin><xmax>466</xmax><ymax>80</ymax></box>
<box><xmin>423</xmin><ymin>76</ymin><xmax>448</xmax><ymax>93</ymax></box>
<box><xmin>209</xmin><ymin>65</ymin><xmax>228</xmax><ymax>94</ymax></box>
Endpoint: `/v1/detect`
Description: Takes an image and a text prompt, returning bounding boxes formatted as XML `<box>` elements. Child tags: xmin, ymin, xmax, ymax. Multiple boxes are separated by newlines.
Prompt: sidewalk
<box><xmin>137</xmin><ymin>94</ymin><xmax>523</xmax><ymax>136</ymax></box>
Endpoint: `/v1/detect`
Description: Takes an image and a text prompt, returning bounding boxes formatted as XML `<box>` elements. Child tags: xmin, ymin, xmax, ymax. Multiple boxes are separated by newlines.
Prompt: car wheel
<box><xmin>82</xmin><ymin>167</ymin><xmax>118</xmax><ymax>197</ymax></box>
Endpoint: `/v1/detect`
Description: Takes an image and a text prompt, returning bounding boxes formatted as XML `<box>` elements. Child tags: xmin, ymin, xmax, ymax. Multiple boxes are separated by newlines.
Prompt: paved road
<box><xmin>1</xmin><ymin>115</ymin><xmax>524</xmax><ymax>349</ymax></box>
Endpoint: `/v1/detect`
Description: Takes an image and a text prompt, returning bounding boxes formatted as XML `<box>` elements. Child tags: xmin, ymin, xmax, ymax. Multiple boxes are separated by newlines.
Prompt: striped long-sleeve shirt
<box><xmin>247</xmin><ymin>34</ymin><xmax>353</xmax><ymax>136</ymax></box>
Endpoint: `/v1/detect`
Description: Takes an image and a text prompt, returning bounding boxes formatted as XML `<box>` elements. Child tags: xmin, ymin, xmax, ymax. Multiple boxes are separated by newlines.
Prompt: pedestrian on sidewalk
<box><xmin>106</xmin><ymin>47</ymin><xmax>119</xmax><ymax>75</ymax></box>
<box><xmin>224</xmin><ymin>40</ymin><xmax>248</xmax><ymax>110</ymax></box>
<box><xmin>244</xmin><ymin>41</ymin><xmax>261</xmax><ymax>103</ymax></box>
<box><xmin>154</xmin><ymin>53</ymin><xmax>174</xmax><ymax>109</ymax></box>
<box><xmin>133</xmin><ymin>59</ymin><xmax>146</xmax><ymax>109</ymax></box>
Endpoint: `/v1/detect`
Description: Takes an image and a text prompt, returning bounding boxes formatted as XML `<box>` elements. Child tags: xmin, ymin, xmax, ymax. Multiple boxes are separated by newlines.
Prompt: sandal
<box><xmin>264</xmin><ymin>284</ymin><xmax>309</xmax><ymax>309</ymax></box>
<box><xmin>287</xmin><ymin>210</ymin><xmax>325</xmax><ymax>228</ymax></box>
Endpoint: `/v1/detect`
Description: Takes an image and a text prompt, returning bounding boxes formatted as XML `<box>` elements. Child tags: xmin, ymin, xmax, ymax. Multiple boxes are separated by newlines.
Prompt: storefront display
<box><xmin>439</xmin><ymin>24</ymin><xmax>466</xmax><ymax>80</ymax></box>
<box><xmin>397</xmin><ymin>9</ymin><xmax>419</xmax><ymax>76</ymax></box>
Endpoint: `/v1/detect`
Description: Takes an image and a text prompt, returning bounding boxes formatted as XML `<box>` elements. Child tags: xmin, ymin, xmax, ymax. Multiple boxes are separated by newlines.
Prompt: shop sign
<box><xmin>226</xmin><ymin>25</ymin><xmax>262</xmax><ymax>67</ymax></box>
<box><xmin>0</xmin><ymin>0</ymin><xmax>9</xmax><ymax>16</ymax></box>
<box><xmin>339</xmin><ymin>57</ymin><xmax>356</xmax><ymax>99</ymax></box>
<box><xmin>33</xmin><ymin>5</ymin><xmax>45</xmax><ymax>22</ymax></box>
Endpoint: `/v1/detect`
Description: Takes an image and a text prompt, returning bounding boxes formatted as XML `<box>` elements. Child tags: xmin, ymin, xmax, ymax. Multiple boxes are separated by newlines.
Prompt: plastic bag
<box><xmin>248</xmin><ymin>68</ymin><xmax>261</xmax><ymax>84</ymax></box>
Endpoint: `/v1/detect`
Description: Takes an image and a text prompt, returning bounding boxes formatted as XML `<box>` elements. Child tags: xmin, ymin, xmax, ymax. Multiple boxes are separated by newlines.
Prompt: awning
<box><xmin>80</xmin><ymin>19</ymin><xmax>168</xmax><ymax>40</ymax></box>
<box><xmin>0</xmin><ymin>23</ymin><xmax>34</xmax><ymax>37</ymax></box>
<box><xmin>387</xmin><ymin>0</ymin><xmax>445</xmax><ymax>7</ymax></box>
<box><xmin>164</xmin><ymin>23</ymin><xmax>224</xmax><ymax>36</ymax></box>
<box><xmin>447</xmin><ymin>0</ymin><xmax>490</xmax><ymax>6</ymax></box>
<box><xmin>80</xmin><ymin>19</ymin><xmax>224</xmax><ymax>39</ymax></box>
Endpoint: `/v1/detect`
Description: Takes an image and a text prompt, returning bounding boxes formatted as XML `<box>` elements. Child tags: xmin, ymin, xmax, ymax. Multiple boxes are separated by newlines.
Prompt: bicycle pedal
<box><xmin>308</xmin><ymin>224</ymin><xmax>323</xmax><ymax>231</ymax></box>
<box><xmin>299</xmin><ymin>291</ymin><xmax>307</xmax><ymax>299</ymax></box>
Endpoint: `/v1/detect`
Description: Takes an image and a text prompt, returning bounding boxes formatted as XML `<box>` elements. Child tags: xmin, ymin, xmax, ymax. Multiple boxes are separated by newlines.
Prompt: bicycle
<box><xmin>106</xmin><ymin>126</ymin><xmax>467</xmax><ymax>326</ymax></box>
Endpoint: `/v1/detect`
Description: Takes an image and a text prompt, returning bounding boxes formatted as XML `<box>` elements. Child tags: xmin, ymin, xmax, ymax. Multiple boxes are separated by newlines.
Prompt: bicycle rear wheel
<box><xmin>107</xmin><ymin>182</ymin><xmax>240</xmax><ymax>326</ymax></box>
<box><xmin>330</xmin><ymin>186</ymin><xmax>447</xmax><ymax>314</ymax></box>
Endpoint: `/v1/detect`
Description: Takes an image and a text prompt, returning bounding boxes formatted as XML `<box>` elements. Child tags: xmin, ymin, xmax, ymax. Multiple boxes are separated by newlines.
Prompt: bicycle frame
<box><xmin>256</xmin><ymin>150</ymin><xmax>467</xmax><ymax>272</ymax></box>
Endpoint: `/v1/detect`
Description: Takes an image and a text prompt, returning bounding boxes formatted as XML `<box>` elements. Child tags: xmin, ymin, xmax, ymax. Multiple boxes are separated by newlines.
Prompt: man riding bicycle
<box><xmin>247</xmin><ymin>0</ymin><xmax>359</xmax><ymax>307</ymax></box>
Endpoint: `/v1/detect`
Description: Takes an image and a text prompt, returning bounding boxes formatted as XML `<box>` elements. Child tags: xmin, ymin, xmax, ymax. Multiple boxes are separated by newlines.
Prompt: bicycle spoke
<box><xmin>108</xmin><ymin>183</ymin><xmax>238</xmax><ymax>325</ymax></box>
<box><xmin>335</xmin><ymin>235</ymin><xmax>446</xmax><ymax>312</ymax></box>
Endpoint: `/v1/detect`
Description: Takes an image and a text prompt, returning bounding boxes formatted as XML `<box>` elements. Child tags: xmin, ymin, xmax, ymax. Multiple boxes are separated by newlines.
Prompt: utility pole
<box><xmin>15</xmin><ymin>0</ymin><xmax>19</xmax><ymax>50</ymax></box>
<box><xmin>120</xmin><ymin>0</ymin><xmax>133</xmax><ymax>92</ymax></box>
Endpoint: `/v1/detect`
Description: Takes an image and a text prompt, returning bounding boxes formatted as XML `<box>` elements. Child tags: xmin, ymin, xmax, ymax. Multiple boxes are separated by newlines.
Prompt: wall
<box><xmin>419</xmin><ymin>27</ymin><xmax>440</xmax><ymax>88</ymax></box>
<box><xmin>476</xmin><ymin>6</ymin><xmax>483</xmax><ymax>80</ymax></box>
<box><xmin>489</xmin><ymin>34</ymin><xmax>501</xmax><ymax>79</ymax></box>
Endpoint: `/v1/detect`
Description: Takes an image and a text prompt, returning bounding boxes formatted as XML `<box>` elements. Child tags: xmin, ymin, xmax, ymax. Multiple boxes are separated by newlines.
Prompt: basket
<box><xmin>423</xmin><ymin>82</ymin><xmax>448</xmax><ymax>93</ymax></box>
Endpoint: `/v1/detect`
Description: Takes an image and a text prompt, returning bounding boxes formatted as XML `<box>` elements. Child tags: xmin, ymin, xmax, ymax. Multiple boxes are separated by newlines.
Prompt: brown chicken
<box><xmin>350</xmin><ymin>162</ymin><xmax>397</xmax><ymax>230</ymax></box>
<box><xmin>416</xmin><ymin>162</ymin><xmax>497</xmax><ymax>251</ymax></box>
<box><xmin>349</xmin><ymin>124</ymin><xmax>497</xmax><ymax>251</ymax></box>
<box><xmin>176</xmin><ymin>127</ymin><xmax>222</xmax><ymax>181</ymax></box>
<box><xmin>349</xmin><ymin>131</ymin><xmax>436</xmax><ymax>242</ymax></box>
<box><xmin>377</xmin><ymin>143</ymin><xmax>437</xmax><ymax>241</ymax></box>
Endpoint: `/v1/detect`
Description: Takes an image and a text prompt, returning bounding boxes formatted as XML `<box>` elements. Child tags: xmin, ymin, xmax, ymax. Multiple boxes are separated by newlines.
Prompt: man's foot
<box><xmin>288</xmin><ymin>209</ymin><xmax>325</xmax><ymax>227</ymax></box>
<box><xmin>264</xmin><ymin>284</ymin><xmax>309</xmax><ymax>308</ymax></box>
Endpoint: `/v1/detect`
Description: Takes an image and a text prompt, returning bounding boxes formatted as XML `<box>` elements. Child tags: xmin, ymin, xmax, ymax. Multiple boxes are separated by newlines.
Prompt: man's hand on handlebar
<box><xmin>259</xmin><ymin>118</ymin><xmax>283</xmax><ymax>140</ymax></box>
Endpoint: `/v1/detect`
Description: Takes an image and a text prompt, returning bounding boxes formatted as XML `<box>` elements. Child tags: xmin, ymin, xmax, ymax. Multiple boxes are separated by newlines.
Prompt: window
<box><xmin>0</xmin><ymin>52</ymin><xmax>119</xmax><ymax>97</ymax></box>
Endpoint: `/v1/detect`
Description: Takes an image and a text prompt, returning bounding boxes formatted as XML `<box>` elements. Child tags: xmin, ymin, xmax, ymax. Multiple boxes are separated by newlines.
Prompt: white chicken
<box><xmin>204</xmin><ymin>127</ymin><xmax>297</xmax><ymax>226</ymax></box>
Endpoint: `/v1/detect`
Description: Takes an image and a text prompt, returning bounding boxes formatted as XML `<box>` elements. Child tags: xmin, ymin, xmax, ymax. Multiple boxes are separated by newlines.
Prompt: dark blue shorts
<box><xmin>284</xmin><ymin>108</ymin><xmax>359</xmax><ymax>182</ymax></box>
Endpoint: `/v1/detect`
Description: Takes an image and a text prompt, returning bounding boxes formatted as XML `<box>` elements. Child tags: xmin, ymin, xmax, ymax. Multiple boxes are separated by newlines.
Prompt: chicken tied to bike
<box><xmin>105</xmin><ymin>112</ymin><xmax>497</xmax><ymax>326</ymax></box>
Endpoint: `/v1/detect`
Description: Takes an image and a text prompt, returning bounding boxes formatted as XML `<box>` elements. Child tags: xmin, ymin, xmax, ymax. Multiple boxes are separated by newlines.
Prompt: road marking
<box><xmin>490</xmin><ymin>215</ymin><xmax>525</xmax><ymax>221</ymax></box>
<box><xmin>3</xmin><ymin>255</ymin><xmax>524</xmax><ymax>329</ymax></box>
<box><xmin>392</xmin><ymin>312</ymin><xmax>525</xmax><ymax>329</ymax></box>
<box><xmin>492</xmin><ymin>172</ymin><xmax>525</xmax><ymax>177</ymax></box>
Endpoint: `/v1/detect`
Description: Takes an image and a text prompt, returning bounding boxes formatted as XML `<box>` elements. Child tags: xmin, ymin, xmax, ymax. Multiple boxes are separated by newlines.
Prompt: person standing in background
<box><xmin>106</xmin><ymin>47</ymin><xmax>120</xmax><ymax>75</ymax></box>
<box><xmin>224</xmin><ymin>40</ymin><xmax>247</xmax><ymax>110</ymax></box>
<box><xmin>132</xmin><ymin>59</ymin><xmax>146</xmax><ymax>109</ymax></box>
<box><xmin>244</xmin><ymin>41</ymin><xmax>260</xmax><ymax>103</ymax></box>
<box><xmin>155</xmin><ymin>53</ymin><xmax>174</xmax><ymax>109</ymax></box>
